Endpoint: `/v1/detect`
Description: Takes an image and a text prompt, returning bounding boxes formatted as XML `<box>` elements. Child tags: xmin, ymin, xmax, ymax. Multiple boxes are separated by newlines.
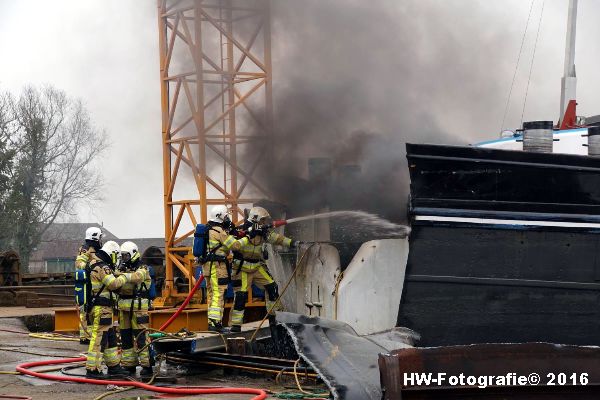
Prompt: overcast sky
<box><xmin>1</xmin><ymin>0</ymin><xmax>599</xmax><ymax>238</ymax></box>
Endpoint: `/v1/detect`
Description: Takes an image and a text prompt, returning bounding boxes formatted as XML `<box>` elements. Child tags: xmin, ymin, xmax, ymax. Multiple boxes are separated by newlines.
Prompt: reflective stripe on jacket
<box><xmin>232</xmin><ymin>230</ymin><xmax>292</xmax><ymax>271</ymax></box>
<box><xmin>75</xmin><ymin>245</ymin><xmax>99</xmax><ymax>270</ymax></box>
<box><xmin>90</xmin><ymin>264</ymin><xmax>146</xmax><ymax>300</ymax></box>
<box><xmin>208</xmin><ymin>225</ymin><xmax>239</xmax><ymax>256</ymax></box>
<box><xmin>117</xmin><ymin>265</ymin><xmax>152</xmax><ymax>311</ymax></box>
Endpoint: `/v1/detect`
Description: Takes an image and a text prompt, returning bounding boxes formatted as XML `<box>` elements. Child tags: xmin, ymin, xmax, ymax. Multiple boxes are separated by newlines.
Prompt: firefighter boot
<box><xmin>208</xmin><ymin>318</ymin><xmax>224</xmax><ymax>333</ymax></box>
<box><xmin>123</xmin><ymin>366</ymin><xmax>137</xmax><ymax>375</ymax></box>
<box><xmin>107</xmin><ymin>365</ymin><xmax>131</xmax><ymax>376</ymax></box>
<box><xmin>85</xmin><ymin>369</ymin><xmax>105</xmax><ymax>378</ymax></box>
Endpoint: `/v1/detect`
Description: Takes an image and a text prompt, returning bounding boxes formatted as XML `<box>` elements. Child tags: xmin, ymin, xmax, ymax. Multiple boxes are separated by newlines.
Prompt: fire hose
<box><xmin>14</xmin><ymin>274</ymin><xmax>269</xmax><ymax>400</ymax></box>
<box><xmin>159</xmin><ymin>273</ymin><xmax>205</xmax><ymax>331</ymax></box>
<box><xmin>14</xmin><ymin>224</ymin><xmax>302</xmax><ymax>399</ymax></box>
<box><xmin>16</xmin><ymin>357</ymin><xmax>267</xmax><ymax>399</ymax></box>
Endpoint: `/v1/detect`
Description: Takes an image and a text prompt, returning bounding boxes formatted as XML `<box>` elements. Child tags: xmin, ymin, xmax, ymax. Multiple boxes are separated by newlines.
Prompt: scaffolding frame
<box><xmin>156</xmin><ymin>0</ymin><xmax>272</xmax><ymax>305</ymax></box>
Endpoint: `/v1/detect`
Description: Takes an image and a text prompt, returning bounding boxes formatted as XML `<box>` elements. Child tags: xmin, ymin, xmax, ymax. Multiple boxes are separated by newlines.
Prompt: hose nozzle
<box><xmin>272</xmin><ymin>219</ymin><xmax>287</xmax><ymax>228</ymax></box>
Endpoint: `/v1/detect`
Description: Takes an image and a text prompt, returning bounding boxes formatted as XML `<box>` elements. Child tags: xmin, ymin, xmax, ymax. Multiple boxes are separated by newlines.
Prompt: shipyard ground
<box><xmin>0</xmin><ymin>308</ymin><xmax>288</xmax><ymax>399</ymax></box>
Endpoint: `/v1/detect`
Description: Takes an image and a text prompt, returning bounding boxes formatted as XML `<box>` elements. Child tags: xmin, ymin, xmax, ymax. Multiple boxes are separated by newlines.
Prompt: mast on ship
<box><xmin>559</xmin><ymin>0</ymin><xmax>578</xmax><ymax>129</ymax></box>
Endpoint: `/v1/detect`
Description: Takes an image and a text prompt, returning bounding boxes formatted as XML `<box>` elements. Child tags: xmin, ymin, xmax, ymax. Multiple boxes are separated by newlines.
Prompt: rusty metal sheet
<box><xmin>379</xmin><ymin>343</ymin><xmax>600</xmax><ymax>400</ymax></box>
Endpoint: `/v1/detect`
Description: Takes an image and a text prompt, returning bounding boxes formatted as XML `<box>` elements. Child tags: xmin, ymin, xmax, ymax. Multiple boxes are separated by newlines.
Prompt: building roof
<box><xmin>29</xmin><ymin>223</ymin><xmax>119</xmax><ymax>262</ymax></box>
<box><xmin>42</xmin><ymin>223</ymin><xmax>118</xmax><ymax>242</ymax></box>
<box><xmin>120</xmin><ymin>238</ymin><xmax>167</xmax><ymax>252</ymax></box>
<box><xmin>29</xmin><ymin>223</ymin><xmax>191</xmax><ymax>264</ymax></box>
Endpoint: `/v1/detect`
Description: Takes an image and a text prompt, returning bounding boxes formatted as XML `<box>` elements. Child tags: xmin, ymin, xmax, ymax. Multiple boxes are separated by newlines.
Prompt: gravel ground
<box><xmin>0</xmin><ymin>313</ymin><xmax>320</xmax><ymax>400</ymax></box>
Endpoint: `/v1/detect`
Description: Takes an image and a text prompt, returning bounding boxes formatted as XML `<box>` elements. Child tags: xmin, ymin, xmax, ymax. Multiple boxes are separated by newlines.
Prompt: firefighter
<box><xmin>74</xmin><ymin>226</ymin><xmax>103</xmax><ymax>344</ymax></box>
<box><xmin>117</xmin><ymin>241</ymin><xmax>154</xmax><ymax>376</ymax></box>
<box><xmin>86</xmin><ymin>240</ymin><xmax>147</xmax><ymax>378</ymax></box>
<box><xmin>202</xmin><ymin>205</ymin><xmax>240</xmax><ymax>333</ymax></box>
<box><xmin>229</xmin><ymin>206</ymin><xmax>296</xmax><ymax>333</ymax></box>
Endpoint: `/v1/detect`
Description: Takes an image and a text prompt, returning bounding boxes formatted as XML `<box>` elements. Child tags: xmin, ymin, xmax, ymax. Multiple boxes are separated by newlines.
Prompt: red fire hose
<box><xmin>14</xmin><ymin>274</ymin><xmax>268</xmax><ymax>399</ymax></box>
<box><xmin>159</xmin><ymin>273</ymin><xmax>205</xmax><ymax>331</ymax></box>
<box><xmin>16</xmin><ymin>358</ymin><xmax>267</xmax><ymax>399</ymax></box>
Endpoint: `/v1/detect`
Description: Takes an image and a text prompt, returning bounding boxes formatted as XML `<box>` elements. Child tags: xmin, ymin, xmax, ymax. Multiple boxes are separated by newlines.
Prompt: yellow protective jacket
<box><xmin>206</xmin><ymin>224</ymin><xmax>240</xmax><ymax>258</ymax></box>
<box><xmin>75</xmin><ymin>242</ymin><xmax>100</xmax><ymax>270</ymax></box>
<box><xmin>89</xmin><ymin>257</ymin><xmax>147</xmax><ymax>306</ymax></box>
<box><xmin>117</xmin><ymin>261</ymin><xmax>152</xmax><ymax>312</ymax></box>
<box><xmin>233</xmin><ymin>230</ymin><xmax>292</xmax><ymax>272</ymax></box>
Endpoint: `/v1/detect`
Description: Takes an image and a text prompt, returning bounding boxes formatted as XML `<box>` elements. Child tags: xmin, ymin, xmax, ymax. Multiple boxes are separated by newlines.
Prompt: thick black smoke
<box><xmin>246</xmin><ymin>0</ymin><xmax>521</xmax><ymax>223</ymax></box>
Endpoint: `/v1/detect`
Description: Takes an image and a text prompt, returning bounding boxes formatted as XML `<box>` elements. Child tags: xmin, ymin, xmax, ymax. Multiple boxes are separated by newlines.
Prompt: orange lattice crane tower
<box><xmin>156</xmin><ymin>0</ymin><xmax>273</xmax><ymax>305</ymax></box>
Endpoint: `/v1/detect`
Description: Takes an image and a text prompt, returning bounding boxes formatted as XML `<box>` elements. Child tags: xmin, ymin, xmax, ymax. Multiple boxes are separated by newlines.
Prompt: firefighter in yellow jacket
<box><xmin>203</xmin><ymin>205</ymin><xmax>241</xmax><ymax>333</ymax></box>
<box><xmin>229</xmin><ymin>206</ymin><xmax>296</xmax><ymax>333</ymax></box>
<box><xmin>85</xmin><ymin>240</ymin><xmax>147</xmax><ymax>378</ymax></box>
<box><xmin>117</xmin><ymin>241</ymin><xmax>154</xmax><ymax>376</ymax></box>
<box><xmin>74</xmin><ymin>226</ymin><xmax>103</xmax><ymax>344</ymax></box>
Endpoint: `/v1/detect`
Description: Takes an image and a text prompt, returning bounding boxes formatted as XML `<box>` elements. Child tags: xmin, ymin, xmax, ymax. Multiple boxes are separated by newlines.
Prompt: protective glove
<box><xmin>248</xmin><ymin>225</ymin><xmax>258</xmax><ymax>238</ymax></box>
<box><xmin>223</xmin><ymin>218</ymin><xmax>234</xmax><ymax>233</ymax></box>
<box><xmin>228</xmin><ymin>225</ymin><xmax>238</xmax><ymax>236</ymax></box>
<box><xmin>260</xmin><ymin>225</ymin><xmax>270</xmax><ymax>237</ymax></box>
<box><xmin>241</xmin><ymin>220</ymin><xmax>253</xmax><ymax>231</ymax></box>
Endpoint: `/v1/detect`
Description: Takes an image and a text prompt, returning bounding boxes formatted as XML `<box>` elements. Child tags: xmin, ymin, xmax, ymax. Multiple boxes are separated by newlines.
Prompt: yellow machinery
<box><xmin>54</xmin><ymin>296</ymin><xmax>266</xmax><ymax>333</ymax></box>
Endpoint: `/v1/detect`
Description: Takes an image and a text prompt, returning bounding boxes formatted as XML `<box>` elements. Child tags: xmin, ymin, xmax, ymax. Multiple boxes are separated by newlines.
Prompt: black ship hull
<box><xmin>398</xmin><ymin>143</ymin><xmax>600</xmax><ymax>346</ymax></box>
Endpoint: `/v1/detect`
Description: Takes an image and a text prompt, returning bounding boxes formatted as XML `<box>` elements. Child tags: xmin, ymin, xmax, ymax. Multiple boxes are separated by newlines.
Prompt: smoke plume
<box><xmin>247</xmin><ymin>0</ymin><xmax>528</xmax><ymax>223</ymax></box>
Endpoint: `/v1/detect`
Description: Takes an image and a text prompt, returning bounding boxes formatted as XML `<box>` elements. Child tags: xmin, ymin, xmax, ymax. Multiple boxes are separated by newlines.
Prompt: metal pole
<box><xmin>225</xmin><ymin>0</ymin><xmax>239</xmax><ymax>221</ymax></box>
<box><xmin>559</xmin><ymin>0</ymin><xmax>577</xmax><ymax>124</ymax></box>
<box><xmin>157</xmin><ymin>0</ymin><xmax>174</xmax><ymax>300</ymax></box>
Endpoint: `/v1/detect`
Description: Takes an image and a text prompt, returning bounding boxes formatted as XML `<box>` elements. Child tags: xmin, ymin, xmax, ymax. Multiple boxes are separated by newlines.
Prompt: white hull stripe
<box><xmin>415</xmin><ymin>215</ymin><xmax>600</xmax><ymax>229</ymax></box>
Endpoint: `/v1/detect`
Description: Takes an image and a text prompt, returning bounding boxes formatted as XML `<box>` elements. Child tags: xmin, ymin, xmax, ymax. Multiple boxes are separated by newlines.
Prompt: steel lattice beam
<box><xmin>157</xmin><ymin>0</ymin><xmax>272</xmax><ymax>304</ymax></box>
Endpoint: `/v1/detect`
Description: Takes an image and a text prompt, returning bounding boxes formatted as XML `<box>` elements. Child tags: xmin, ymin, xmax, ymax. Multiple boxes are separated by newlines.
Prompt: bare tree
<box><xmin>3</xmin><ymin>86</ymin><xmax>107</xmax><ymax>267</ymax></box>
<box><xmin>0</xmin><ymin>93</ymin><xmax>17</xmax><ymax>250</ymax></box>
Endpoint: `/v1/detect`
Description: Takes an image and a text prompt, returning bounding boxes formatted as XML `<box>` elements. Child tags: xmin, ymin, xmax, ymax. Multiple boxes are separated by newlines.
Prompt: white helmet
<box><xmin>120</xmin><ymin>241</ymin><xmax>140</xmax><ymax>263</ymax></box>
<box><xmin>209</xmin><ymin>205</ymin><xmax>230</xmax><ymax>224</ymax></box>
<box><xmin>85</xmin><ymin>226</ymin><xmax>103</xmax><ymax>242</ymax></box>
<box><xmin>102</xmin><ymin>240</ymin><xmax>120</xmax><ymax>254</ymax></box>
<box><xmin>247</xmin><ymin>206</ymin><xmax>271</xmax><ymax>225</ymax></box>
<box><xmin>101</xmin><ymin>241</ymin><xmax>120</xmax><ymax>265</ymax></box>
